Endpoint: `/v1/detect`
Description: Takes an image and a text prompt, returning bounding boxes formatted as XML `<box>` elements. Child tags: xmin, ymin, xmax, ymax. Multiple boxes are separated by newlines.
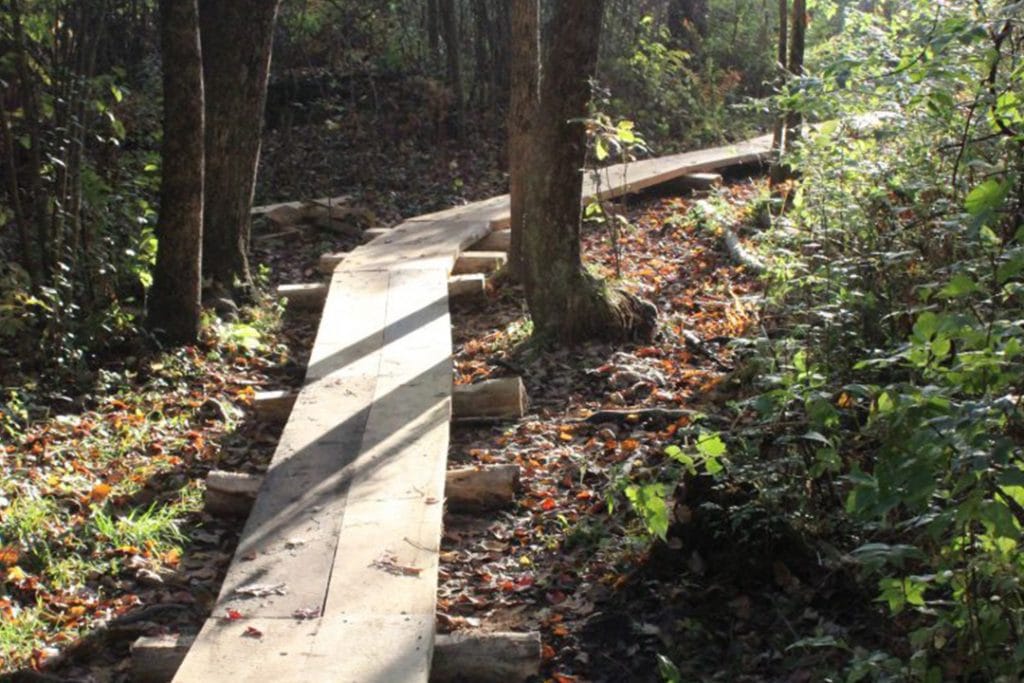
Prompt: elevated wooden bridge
<box><xmin>152</xmin><ymin>134</ymin><xmax>772</xmax><ymax>682</ymax></box>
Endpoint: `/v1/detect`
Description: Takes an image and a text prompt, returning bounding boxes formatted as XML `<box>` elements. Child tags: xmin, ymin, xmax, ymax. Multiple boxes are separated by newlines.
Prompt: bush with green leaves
<box><xmin>743</xmin><ymin>0</ymin><xmax>1024</xmax><ymax>678</ymax></box>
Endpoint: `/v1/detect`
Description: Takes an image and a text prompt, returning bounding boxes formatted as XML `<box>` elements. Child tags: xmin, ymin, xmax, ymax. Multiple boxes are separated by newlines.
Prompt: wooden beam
<box><xmin>452</xmin><ymin>251</ymin><xmax>507</xmax><ymax>275</ymax></box>
<box><xmin>432</xmin><ymin>631</ymin><xmax>542</xmax><ymax>683</ymax></box>
<box><xmin>204</xmin><ymin>470</ymin><xmax>262</xmax><ymax>517</ymax></box>
<box><xmin>445</xmin><ymin>465</ymin><xmax>519</xmax><ymax>511</ymax></box>
<box><xmin>252</xmin><ymin>389</ymin><xmax>296</xmax><ymax>422</ymax></box>
<box><xmin>362</xmin><ymin>226</ymin><xmax>393</xmax><ymax>243</ymax></box>
<box><xmin>676</xmin><ymin>172</ymin><xmax>723</xmax><ymax>191</ymax></box>
<box><xmin>133</xmin><ymin>630</ymin><xmax>541</xmax><ymax>683</ymax></box>
<box><xmin>447</xmin><ymin>273</ymin><xmax>486</xmax><ymax>302</ymax></box>
<box><xmin>317</xmin><ymin>251</ymin><xmax>345</xmax><ymax>275</ymax></box>
<box><xmin>205</xmin><ymin>464</ymin><xmax>519</xmax><ymax>517</ymax></box>
<box><xmin>452</xmin><ymin>377</ymin><xmax>527</xmax><ymax>420</ymax></box>
<box><xmin>275</xmin><ymin>283</ymin><xmax>327</xmax><ymax>310</ymax></box>
<box><xmin>468</xmin><ymin>229</ymin><xmax>511</xmax><ymax>252</ymax></box>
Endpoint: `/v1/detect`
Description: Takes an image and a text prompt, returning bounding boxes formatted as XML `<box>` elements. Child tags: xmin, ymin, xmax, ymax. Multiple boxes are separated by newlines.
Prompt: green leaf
<box><xmin>938</xmin><ymin>273</ymin><xmax>977</xmax><ymax>299</ymax></box>
<box><xmin>695</xmin><ymin>432</ymin><xmax>726</xmax><ymax>458</ymax></box>
<box><xmin>656</xmin><ymin>654</ymin><xmax>682</xmax><ymax>683</ymax></box>
<box><xmin>595</xmin><ymin>137</ymin><xmax>609</xmax><ymax>161</ymax></box>
<box><xmin>625</xmin><ymin>484</ymin><xmax>668</xmax><ymax>540</ymax></box>
<box><xmin>965</xmin><ymin>179</ymin><xmax>1009</xmax><ymax>217</ymax></box>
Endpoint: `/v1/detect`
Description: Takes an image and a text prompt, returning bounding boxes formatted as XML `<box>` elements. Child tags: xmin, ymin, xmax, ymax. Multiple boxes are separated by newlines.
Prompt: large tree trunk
<box><xmin>149</xmin><ymin>0</ymin><xmax>204</xmax><ymax>344</ymax></box>
<box><xmin>519</xmin><ymin>0</ymin><xmax>656</xmax><ymax>345</ymax></box>
<box><xmin>507</xmin><ymin>0</ymin><xmax>539</xmax><ymax>282</ymax></box>
<box><xmin>667</xmin><ymin>0</ymin><xmax>709</xmax><ymax>51</ymax></box>
<box><xmin>198</xmin><ymin>0</ymin><xmax>280</xmax><ymax>299</ymax></box>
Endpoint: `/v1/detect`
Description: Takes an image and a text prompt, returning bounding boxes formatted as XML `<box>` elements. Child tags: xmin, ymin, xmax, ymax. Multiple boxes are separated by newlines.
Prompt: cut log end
<box><xmin>448</xmin><ymin>274</ymin><xmax>487</xmax><ymax>303</ymax></box>
<box><xmin>131</xmin><ymin>634</ymin><xmax>194</xmax><ymax>683</ymax></box>
<box><xmin>445</xmin><ymin>464</ymin><xmax>519</xmax><ymax>512</ymax></box>
<box><xmin>452</xmin><ymin>377</ymin><xmax>527</xmax><ymax>420</ymax></box>
<box><xmin>468</xmin><ymin>229</ymin><xmax>511</xmax><ymax>252</ymax></box>
<box><xmin>275</xmin><ymin>283</ymin><xmax>327</xmax><ymax>311</ymax></box>
<box><xmin>204</xmin><ymin>470</ymin><xmax>262</xmax><ymax>517</ymax></box>
<box><xmin>452</xmin><ymin>251</ymin><xmax>507</xmax><ymax>276</ymax></box>
<box><xmin>431</xmin><ymin>631</ymin><xmax>542</xmax><ymax>683</ymax></box>
<box><xmin>253</xmin><ymin>389</ymin><xmax>297</xmax><ymax>423</ymax></box>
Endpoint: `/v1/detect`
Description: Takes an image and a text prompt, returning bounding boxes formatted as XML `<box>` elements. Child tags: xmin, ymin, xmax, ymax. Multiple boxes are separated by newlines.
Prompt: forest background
<box><xmin>1</xmin><ymin>0</ymin><xmax>1024</xmax><ymax>681</ymax></box>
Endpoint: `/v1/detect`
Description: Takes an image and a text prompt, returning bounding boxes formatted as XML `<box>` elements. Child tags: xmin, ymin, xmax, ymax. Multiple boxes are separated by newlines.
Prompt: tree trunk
<box><xmin>769</xmin><ymin>0</ymin><xmax>789</xmax><ymax>187</ymax></box>
<box><xmin>519</xmin><ymin>0</ymin><xmax>656</xmax><ymax>345</ymax></box>
<box><xmin>507</xmin><ymin>0</ymin><xmax>539</xmax><ymax>282</ymax></box>
<box><xmin>438</xmin><ymin>0</ymin><xmax>463</xmax><ymax>136</ymax></box>
<box><xmin>667</xmin><ymin>0</ymin><xmax>709</xmax><ymax>51</ymax></box>
<box><xmin>149</xmin><ymin>0</ymin><xmax>204</xmax><ymax>344</ymax></box>
<box><xmin>785</xmin><ymin>0</ymin><xmax>806</xmax><ymax>145</ymax></box>
<box><xmin>198</xmin><ymin>0</ymin><xmax>280</xmax><ymax>299</ymax></box>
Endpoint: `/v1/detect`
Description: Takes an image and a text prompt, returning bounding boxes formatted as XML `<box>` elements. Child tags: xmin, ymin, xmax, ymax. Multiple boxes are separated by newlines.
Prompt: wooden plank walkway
<box><xmin>174</xmin><ymin>134</ymin><xmax>772</xmax><ymax>682</ymax></box>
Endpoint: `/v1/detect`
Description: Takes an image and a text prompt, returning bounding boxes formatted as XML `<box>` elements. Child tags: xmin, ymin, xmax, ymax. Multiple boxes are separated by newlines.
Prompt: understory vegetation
<box><xmin>2</xmin><ymin>0</ymin><xmax>1023</xmax><ymax>681</ymax></box>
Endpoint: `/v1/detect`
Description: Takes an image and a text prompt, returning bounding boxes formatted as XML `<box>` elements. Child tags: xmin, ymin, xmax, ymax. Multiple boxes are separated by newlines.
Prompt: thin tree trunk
<box><xmin>520</xmin><ymin>0</ymin><xmax>656</xmax><ymax>345</ymax></box>
<box><xmin>198</xmin><ymin>0</ymin><xmax>280</xmax><ymax>299</ymax></box>
<box><xmin>769</xmin><ymin>0</ymin><xmax>789</xmax><ymax>187</ymax></box>
<box><xmin>785</xmin><ymin>0</ymin><xmax>806</xmax><ymax>145</ymax></box>
<box><xmin>149</xmin><ymin>0</ymin><xmax>204</xmax><ymax>344</ymax></box>
<box><xmin>507</xmin><ymin>0</ymin><xmax>539</xmax><ymax>282</ymax></box>
<box><xmin>438</xmin><ymin>0</ymin><xmax>463</xmax><ymax>136</ymax></box>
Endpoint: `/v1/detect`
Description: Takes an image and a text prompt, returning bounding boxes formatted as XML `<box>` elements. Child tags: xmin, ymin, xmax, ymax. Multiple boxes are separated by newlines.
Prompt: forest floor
<box><xmin>2</xmin><ymin>81</ymin><xmax>887</xmax><ymax>681</ymax></box>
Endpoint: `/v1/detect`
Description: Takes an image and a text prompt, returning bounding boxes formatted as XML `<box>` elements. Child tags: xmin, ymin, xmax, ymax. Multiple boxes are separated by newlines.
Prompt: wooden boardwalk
<box><xmin>172</xmin><ymin>134</ymin><xmax>771</xmax><ymax>682</ymax></box>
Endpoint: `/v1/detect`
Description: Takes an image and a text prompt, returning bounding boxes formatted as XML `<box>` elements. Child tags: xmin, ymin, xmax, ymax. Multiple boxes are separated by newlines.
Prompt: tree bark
<box><xmin>507</xmin><ymin>0</ymin><xmax>539</xmax><ymax>282</ymax></box>
<box><xmin>149</xmin><ymin>0</ymin><xmax>204</xmax><ymax>344</ymax></box>
<box><xmin>438</xmin><ymin>0</ymin><xmax>463</xmax><ymax>136</ymax></box>
<box><xmin>785</xmin><ymin>0</ymin><xmax>806</xmax><ymax>145</ymax></box>
<box><xmin>198</xmin><ymin>0</ymin><xmax>280</xmax><ymax>299</ymax></box>
<box><xmin>667</xmin><ymin>0</ymin><xmax>709</xmax><ymax>51</ymax></box>
<box><xmin>519</xmin><ymin>0</ymin><xmax>656</xmax><ymax>345</ymax></box>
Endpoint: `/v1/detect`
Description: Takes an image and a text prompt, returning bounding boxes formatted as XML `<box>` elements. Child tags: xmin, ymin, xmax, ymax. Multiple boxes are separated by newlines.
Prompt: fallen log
<box><xmin>575</xmin><ymin>407</ymin><xmax>699</xmax><ymax>425</ymax></box>
<box><xmin>205</xmin><ymin>463</ymin><xmax>520</xmax><ymax>517</ymax></box>
<box><xmin>469</xmin><ymin>229</ymin><xmax>511</xmax><ymax>252</ymax></box>
<box><xmin>452</xmin><ymin>377</ymin><xmax>527</xmax><ymax>421</ymax></box>
<box><xmin>431</xmin><ymin>631</ymin><xmax>542</xmax><ymax>683</ymax></box>
<box><xmin>275</xmin><ymin>283</ymin><xmax>327</xmax><ymax>310</ymax></box>
<box><xmin>452</xmin><ymin>251</ymin><xmax>507</xmax><ymax>275</ymax></box>
<box><xmin>723</xmin><ymin>226</ymin><xmax>766</xmax><ymax>274</ymax></box>
<box><xmin>131</xmin><ymin>630</ymin><xmax>541</xmax><ymax>683</ymax></box>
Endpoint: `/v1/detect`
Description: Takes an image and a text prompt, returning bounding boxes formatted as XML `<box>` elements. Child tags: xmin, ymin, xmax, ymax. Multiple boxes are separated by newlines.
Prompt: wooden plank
<box><xmin>447</xmin><ymin>273</ymin><xmax>486</xmax><ymax>302</ymax></box>
<box><xmin>341</xmin><ymin>216</ymin><xmax>493</xmax><ymax>272</ymax></box>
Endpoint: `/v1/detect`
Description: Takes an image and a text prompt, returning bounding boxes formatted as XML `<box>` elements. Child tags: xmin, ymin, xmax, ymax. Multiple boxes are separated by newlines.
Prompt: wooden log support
<box><xmin>275</xmin><ymin>283</ymin><xmax>327</xmax><ymax>310</ymax></box>
<box><xmin>317</xmin><ymin>251</ymin><xmax>345</xmax><ymax>274</ymax></box>
<box><xmin>677</xmin><ymin>172</ymin><xmax>723</xmax><ymax>191</ymax></box>
<box><xmin>204</xmin><ymin>470</ymin><xmax>262</xmax><ymax>517</ymax></box>
<box><xmin>252</xmin><ymin>389</ymin><xmax>296</xmax><ymax>422</ymax></box>
<box><xmin>452</xmin><ymin>377</ymin><xmax>527</xmax><ymax>421</ymax></box>
<box><xmin>452</xmin><ymin>251</ymin><xmax>507</xmax><ymax>275</ymax></box>
<box><xmin>432</xmin><ymin>631</ymin><xmax>542</xmax><ymax>683</ymax></box>
<box><xmin>445</xmin><ymin>465</ymin><xmax>519</xmax><ymax>512</ymax></box>
<box><xmin>362</xmin><ymin>227</ymin><xmax>393</xmax><ymax>243</ymax></box>
<box><xmin>132</xmin><ymin>630</ymin><xmax>541</xmax><ymax>683</ymax></box>
<box><xmin>131</xmin><ymin>634</ymin><xmax>194</xmax><ymax>683</ymax></box>
<box><xmin>205</xmin><ymin>464</ymin><xmax>519</xmax><ymax>517</ymax></box>
<box><xmin>448</xmin><ymin>273</ymin><xmax>486</xmax><ymax>302</ymax></box>
<box><xmin>468</xmin><ymin>229</ymin><xmax>511</xmax><ymax>252</ymax></box>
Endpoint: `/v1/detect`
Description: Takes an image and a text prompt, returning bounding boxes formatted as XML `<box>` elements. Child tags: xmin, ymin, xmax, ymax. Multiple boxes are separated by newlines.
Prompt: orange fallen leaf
<box><xmin>89</xmin><ymin>483</ymin><xmax>112</xmax><ymax>502</ymax></box>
